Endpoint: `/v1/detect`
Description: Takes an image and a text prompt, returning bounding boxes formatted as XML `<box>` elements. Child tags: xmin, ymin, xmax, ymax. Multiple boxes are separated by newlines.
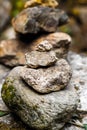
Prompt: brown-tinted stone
<box><xmin>12</xmin><ymin>6</ymin><xmax>69</xmax><ymax>34</ymax></box>
<box><xmin>0</xmin><ymin>32</ymin><xmax>71</xmax><ymax>67</ymax></box>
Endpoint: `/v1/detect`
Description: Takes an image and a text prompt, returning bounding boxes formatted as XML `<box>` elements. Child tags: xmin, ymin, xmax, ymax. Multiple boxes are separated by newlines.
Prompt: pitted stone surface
<box><xmin>25</xmin><ymin>51</ymin><xmax>57</xmax><ymax>68</ymax></box>
<box><xmin>21</xmin><ymin>59</ymin><xmax>72</xmax><ymax>93</ymax></box>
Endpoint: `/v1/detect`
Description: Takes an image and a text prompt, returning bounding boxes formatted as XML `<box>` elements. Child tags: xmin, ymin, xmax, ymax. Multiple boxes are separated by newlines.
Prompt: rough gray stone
<box><xmin>68</xmin><ymin>52</ymin><xmax>87</xmax><ymax>112</ymax></box>
<box><xmin>0</xmin><ymin>64</ymin><xmax>30</xmax><ymax>130</ymax></box>
<box><xmin>1</xmin><ymin>66</ymin><xmax>78</xmax><ymax>130</ymax></box>
<box><xmin>12</xmin><ymin>6</ymin><xmax>69</xmax><ymax>34</ymax></box>
<box><xmin>36</xmin><ymin>40</ymin><xmax>53</xmax><ymax>51</ymax></box>
<box><xmin>1</xmin><ymin>27</ymin><xmax>16</xmax><ymax>40</ymax></box>
<box><xmin>21</xmin><ymin>59</ymin><xmax>72</xmax><ymax>93</ymax></box>
<box><xmin>25</xmin><ymin>51</ymin><xmax>57</xmax><ymax>68</ymax></box>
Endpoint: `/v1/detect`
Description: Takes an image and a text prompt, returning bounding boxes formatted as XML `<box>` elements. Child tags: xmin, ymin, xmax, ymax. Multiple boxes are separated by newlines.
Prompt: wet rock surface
<box><xmin>12</xmin><ymin>6</ymin><xmax>69</xmax><ymax>34</ymax></box>
<box><xmin>1</xmin><ymin>66</ymin><xmax>78</xmax><ymax>130</ymax></box>
<box><xmin>21</xmin><ymin>59</ymin><xmax>71</xmax><ymax>93</ymax></box>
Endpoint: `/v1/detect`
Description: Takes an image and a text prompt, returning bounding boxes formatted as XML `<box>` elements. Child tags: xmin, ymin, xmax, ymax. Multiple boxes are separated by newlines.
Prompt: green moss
<box><xmin>11</xmin><ymin>0</ymin><xmax>25</xmax><ymax>17</ymax></box>
<box><xmin>1</xmin><ymin>77</ymin><xmax>26</xmax><ymax>111</ymax></box>
<box><xmin>1</xmin><ymin>78</ymin><xmax>16</xmax><ymax>108</ymax></box>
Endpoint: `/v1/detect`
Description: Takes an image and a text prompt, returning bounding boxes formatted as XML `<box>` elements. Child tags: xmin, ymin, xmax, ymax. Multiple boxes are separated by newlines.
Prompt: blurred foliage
<box><xmin>59</xmin><ymin>0</ymin><xmax>87</xmax><ymax>5</ymax></box>
<box><xmin>11</xmin><ymin>0</ymin><xmax>26</xmax><ymax>17</ymax></box>
<box><xmin>11</xmin><ymin>0</ymin><xmax>87</xmax><ymax>17</ymax></box>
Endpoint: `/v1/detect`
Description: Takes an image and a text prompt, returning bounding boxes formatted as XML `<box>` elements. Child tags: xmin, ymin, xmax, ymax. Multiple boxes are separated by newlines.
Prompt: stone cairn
<box><xmin>1</xmin><ymin>1</ymin><xmax>78</xmax><ymax>130</ymax></box>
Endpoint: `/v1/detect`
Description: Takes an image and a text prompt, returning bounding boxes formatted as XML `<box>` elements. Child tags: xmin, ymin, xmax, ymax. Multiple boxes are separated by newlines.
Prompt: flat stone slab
<box><xmin>25</xmin><ymin>51</ymin><xmax>57</xmax><ymax>68</ymax></box>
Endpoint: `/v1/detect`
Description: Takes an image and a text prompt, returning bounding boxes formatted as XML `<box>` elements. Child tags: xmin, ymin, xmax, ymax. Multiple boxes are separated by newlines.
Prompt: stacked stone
<box><xmin>1</xmin><ymin>1</ymin><xmax>78</xmax><ymax>130</ymax></box>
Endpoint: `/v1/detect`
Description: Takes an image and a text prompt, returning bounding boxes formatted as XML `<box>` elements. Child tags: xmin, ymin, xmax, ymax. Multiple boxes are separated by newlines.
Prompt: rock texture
<box><xmin>1</xmin><ymin>52</ymin><xmax>87</xmax><ymax>129</ymax></box>
<box><xmin>68</xmin><ymin>52</ymin><xmax>87</xmax><ymax>112</ymax></box>
<box><xmin>12</xmin><ymin>6</ymin><xmax>69</xmax><ymax>34</ymax></box>
<box><xmin>1</xmin><ymin>66</ymin><xmax>78</xmax><ymax>130</ymax></box>
<box><xmin>21</xmin><ymin>59</ymin><xmax>71</xmax><ymax>93</ymax></box>
<box><xmin>25</xmin><ymin>51</ymin><xmax>57</xmax><ymax>68</ymax></box>
<box><xmin>0</xmin><ymin>32</ymin><xmax>71</xmax><ymax>67</ymax></box>
<box><xmin>63</xmin><ymin>51</ymin><xmax>87</xmax><ymax>130</ymax></box>
<box><xmin>0</xmin><ymin>64</ymin><xmax>30</xmax><ymax>130</ymax></box>
<box><xmin>0</xmin><ymin>2</ymin><xmax>80</xmax><ymax>130</ymax></box>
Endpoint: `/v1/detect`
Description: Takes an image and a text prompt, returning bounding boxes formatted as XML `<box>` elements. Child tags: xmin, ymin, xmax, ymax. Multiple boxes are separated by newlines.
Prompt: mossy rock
<box><xmin>1</xmin><ymin>66</ymin><xmax>78</xmax><ymax>130</ymax></box>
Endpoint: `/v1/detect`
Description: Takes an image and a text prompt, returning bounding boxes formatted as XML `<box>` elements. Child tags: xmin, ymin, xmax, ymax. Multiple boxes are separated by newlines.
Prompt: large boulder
<box><xmin>1</xmin><ymin>66</ymin><xmax>78</xmax><ymax>130</ymax></box>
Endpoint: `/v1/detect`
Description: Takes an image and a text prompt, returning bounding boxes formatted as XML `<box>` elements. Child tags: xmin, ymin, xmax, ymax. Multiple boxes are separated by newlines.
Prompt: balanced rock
<box><xmin>0</xmin><ymin>32</ymin><xmax>71</xmax><ymax>67</ymax></box>
<box><xmin>25</xmin><ymin>51</ymin><xmax>57</xmax><ymax>68</ymax></box>
<box><xmin>12</xmin><ymin>6</ymin><xmax>69</xmax><ymax>34</ymax></box>
<box><xmin>34</xmin><ymin>32</ymin><xmax>71</xmax><ymax>58</ymax></box>
<box><xmin>1</xmin><ymin>66</ymin><xmax>78</xmax><ymax>130</ymax></box>
<box><xmin>24</xmin><ymin>32</ymin><xmax>71</xmax><ymax>59</ymax></box>
<box><xmin>21</xmin><ymin>59</ymin><xmax>72</xmax><ymax>93</ymax></box>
